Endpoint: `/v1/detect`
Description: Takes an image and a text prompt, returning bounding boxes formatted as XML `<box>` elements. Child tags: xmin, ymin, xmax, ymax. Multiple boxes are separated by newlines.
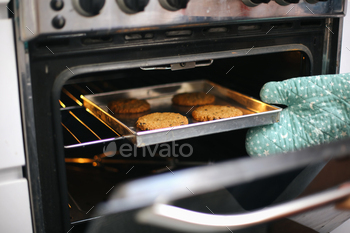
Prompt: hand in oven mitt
<box><xmin>246</xmin><ymin>73</ymin><xmax>350</xmax><ymax>157</ymax></box>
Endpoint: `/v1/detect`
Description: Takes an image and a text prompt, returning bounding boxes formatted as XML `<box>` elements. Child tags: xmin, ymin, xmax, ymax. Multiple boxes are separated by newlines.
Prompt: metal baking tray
<box><xmin>82</xmin><ymin>80</ymin><xmax>282</xmax><ymax>147</ymax></box>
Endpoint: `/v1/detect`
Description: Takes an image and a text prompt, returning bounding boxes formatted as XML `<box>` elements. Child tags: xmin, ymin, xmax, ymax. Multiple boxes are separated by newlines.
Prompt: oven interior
<box><xmin>60</xmin><ymin>51</ymin><xmax>311</xmax><ymax>229</ymax></box>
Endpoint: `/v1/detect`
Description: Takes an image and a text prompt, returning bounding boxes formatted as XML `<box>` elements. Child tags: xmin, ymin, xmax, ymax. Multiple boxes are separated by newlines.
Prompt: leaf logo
<box><xmin>103</xmin><ymin>142</ymin><xmax>117</xmax><ymax>157</ymax></box>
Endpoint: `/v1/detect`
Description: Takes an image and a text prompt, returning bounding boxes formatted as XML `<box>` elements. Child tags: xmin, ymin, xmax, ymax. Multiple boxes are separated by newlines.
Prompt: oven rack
<box><xmin>60</xmin><ymin>83</ymin><xmax>121</xmax><ymax>149</ymax></box>
<box><xmin>60</xmin><ymin>84</ymin><xmax>215</xmax><ymax>170</ymax></box>
<box><xmin>60</xmin><ymin>79</ymin><xmax>282</xmax><ymax>149</ymax></box>
<box><xmin>82</xmin><ymin>80</ymin><xmax>282</xmax><ymax>147</ymax></box>
<box><xmin>60</xmin><ymin>74</ymin><xmax>186</xmax><ymax>148</ymax></box>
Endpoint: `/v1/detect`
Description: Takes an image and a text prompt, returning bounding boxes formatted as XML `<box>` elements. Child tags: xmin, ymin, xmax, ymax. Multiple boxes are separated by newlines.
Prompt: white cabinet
<box><xmin>0</xmin><ymin>19</ymin><xmax>25</xmax><ymax>170</ymax></box>
<box><xmin>340</xmin><ymin>11</ymin><xmax>350</xmax><ymax>74</ymax></box>
<box><xmin>0</xmin><ymin>18</ymin><xmax>33</xmax><ymax>233</ymax></box>
<box><xmin>0</xmin><ymin>180</ymin><xmax>33</xmax><ymax>233</ymax></box>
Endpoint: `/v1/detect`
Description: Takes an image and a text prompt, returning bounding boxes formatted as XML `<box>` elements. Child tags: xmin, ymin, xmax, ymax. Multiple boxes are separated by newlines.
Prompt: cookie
<box><xmin>192</xmin><ymin>105</ymin><xmax>243</xmax><ymax>122</ymax></box>
<box><xmin>172</xmin><ymin>92</ymin><xmax>215</xmax><ymax>106</ymax></box>
<box><xmin>108</xmin><ymin>99</ymin><xmax>150</xmax><ymax>114</ymax></box>
<box><xmin>136</xmin><ymin>112</ymin><xmax>188</xmax><ymax>130</ymax></box>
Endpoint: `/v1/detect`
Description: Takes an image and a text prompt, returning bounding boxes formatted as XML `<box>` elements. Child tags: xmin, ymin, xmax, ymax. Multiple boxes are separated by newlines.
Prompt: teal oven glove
<box><xmin>246</xmin><ymin>73</ymin><xmax>350</xmax><ymax>157</ymax></box>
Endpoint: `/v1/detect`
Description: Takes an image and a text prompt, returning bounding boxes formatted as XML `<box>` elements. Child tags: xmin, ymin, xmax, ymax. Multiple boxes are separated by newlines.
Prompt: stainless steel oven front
<box><xmin>12</xmin><ymin>0</ymin><xmax>350</xmax><ymax>232</ymax></box>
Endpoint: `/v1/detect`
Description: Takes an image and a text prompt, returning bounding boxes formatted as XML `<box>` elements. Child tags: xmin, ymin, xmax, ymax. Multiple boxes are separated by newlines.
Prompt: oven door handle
<box><xmin>136</xmin><ymin>184</ymin><xmax>350</xmax><ymax>232</ymax></box>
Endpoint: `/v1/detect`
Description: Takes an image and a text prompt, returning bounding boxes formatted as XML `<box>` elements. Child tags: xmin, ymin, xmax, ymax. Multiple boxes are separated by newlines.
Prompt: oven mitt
<box><xmin>246</xmin><ymin>73</ymin><xmax>350</xmax><ymax>157</ymax></box>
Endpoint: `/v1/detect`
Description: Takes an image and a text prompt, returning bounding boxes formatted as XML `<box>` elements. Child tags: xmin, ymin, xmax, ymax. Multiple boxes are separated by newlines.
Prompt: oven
<box><xmin>12</xmin><ymin>0</ymin><xmax>350</xmax><ymax>232</ymax></box>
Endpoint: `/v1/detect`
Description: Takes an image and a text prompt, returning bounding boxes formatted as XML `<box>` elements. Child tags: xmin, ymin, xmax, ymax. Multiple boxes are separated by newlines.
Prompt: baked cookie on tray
<box><xmin>172</xmin><ymin>92</ymin><xmax>215</xmax><ymax>106</ymax></box>
<box><xmin>136</xmin><ymin>112</ymin><xmax>188</xmax><ymax>131</ymax></box>
<box><xmin>108</xmin><ymin>99</ymin><xmax>150</xmax><ymax>114</ymax></box>
<box><xmin>192</xmin><ymin>105</ymin><xmax>243</xmax><ymax>122</ymax></box>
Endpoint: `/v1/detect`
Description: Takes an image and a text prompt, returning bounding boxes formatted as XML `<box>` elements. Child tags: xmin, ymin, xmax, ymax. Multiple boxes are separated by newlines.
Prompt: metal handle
<box><xmin>193</xmin><ymin>59</ymin><xmax>214</xmax><ymax>67</ymax></box>
<box><xmin>137</xmin><ymin>184</ymin><xmax>350</xmax><ymax>232</ymax></box>
<box><xmin>140</xmin><ymin>66</ymin><xmax>172</xmax><ymax>71</ymax></box>
<box><xmin>140</xmin><ymin>60</ymin><xmax>213</xmax><ymax>71</ymax></box>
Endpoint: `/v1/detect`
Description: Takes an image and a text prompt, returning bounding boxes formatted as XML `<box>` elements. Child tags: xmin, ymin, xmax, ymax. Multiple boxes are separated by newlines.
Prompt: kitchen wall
<box><xmin>331</xmin><ymin>3</ymin><xmax>350</xmax><ymax>233</ymax></box>
<box><xmin>340</xmin><ymin>5</ymin><xmax>350</xmax><ymax>74</ymax></box>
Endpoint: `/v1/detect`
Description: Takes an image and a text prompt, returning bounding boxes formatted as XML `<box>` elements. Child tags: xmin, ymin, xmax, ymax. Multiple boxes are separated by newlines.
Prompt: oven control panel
<box><xmin>16</xmin><ymin>0</ymin><xmax>346</xmax><ymax>41</ymax></box>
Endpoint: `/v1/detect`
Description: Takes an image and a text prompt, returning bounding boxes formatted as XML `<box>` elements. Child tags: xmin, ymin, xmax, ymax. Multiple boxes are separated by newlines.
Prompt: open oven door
<box><xmin>85</xmin><ymin>137</ymin><xmax>350</xmax><ymax>233</ymax></box>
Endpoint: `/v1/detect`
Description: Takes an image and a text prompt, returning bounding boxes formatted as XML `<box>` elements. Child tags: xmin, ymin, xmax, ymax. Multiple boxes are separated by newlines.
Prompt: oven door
<box><xmin>87</xmin><ymin>139</ymin><xmax>350</xmax><ymax>233</ymax></box>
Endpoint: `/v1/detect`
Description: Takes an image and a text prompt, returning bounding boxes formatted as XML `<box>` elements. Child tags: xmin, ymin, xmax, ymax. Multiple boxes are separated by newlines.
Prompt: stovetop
<box><xmin>16</xmin><ymin>0</ymin><xmax>346</xmax><ymax>41</ymax></box>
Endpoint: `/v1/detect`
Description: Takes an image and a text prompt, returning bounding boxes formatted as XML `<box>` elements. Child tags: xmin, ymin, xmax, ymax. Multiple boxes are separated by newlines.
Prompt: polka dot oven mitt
<box><xmin>246</xmin><ymin>73</ymin><xmax>350</xmax><ymax>157</ymax></box>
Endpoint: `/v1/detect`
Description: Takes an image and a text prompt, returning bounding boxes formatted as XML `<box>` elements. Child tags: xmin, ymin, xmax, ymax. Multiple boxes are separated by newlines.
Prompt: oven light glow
<box><xmin>69</xmin><ymin>111</ymin><xmax>101</xmax><ymax>140</ymax></box>
<box><xmin>65</xmin><ymin>158</ymin><xmax>92</xmax><ymax>164</ymax></box>
<box><xmin>62</xmin><ymin>88</ymin><xmax>83</xmax><ymax>106</ymax></box>
<box><xmin>85</xmin><ymin>108</ymin><xmax>120</xmax><ymax>136</ymax></box>
<box><xmin>59</xmin><ymin>100</ymin><xmax>66</xmax><ymax>108</ymax></box>
<box><xmin>61</xmin><ymin>122</ymin><xmax>81</xmax><ymax>143</ymax></box>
